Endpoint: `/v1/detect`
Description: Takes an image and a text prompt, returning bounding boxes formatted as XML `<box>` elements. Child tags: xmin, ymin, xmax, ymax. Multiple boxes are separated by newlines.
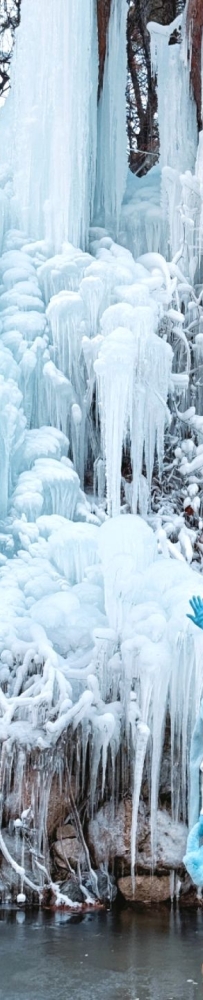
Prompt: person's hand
<box><xmin>187</xmin><ymin>596</ymin><xmax>203</xmax><ymax>629</ymax></box>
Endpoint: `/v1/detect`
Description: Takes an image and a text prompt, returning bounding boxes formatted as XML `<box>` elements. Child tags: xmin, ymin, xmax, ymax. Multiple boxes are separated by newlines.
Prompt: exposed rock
<box><xmin>137</xmin><ymin>810</ymin><xmax>188</xmax><ymax>872</ymax></box>
<box><xmin>60</xmin><ymin>870</ymin><xmax>117</xmax><ymax>905</ymax></box>
<box><xmin>47</xmin><ymin>778</ymin><xmax>73</xmax><ymax>839</ymax></box>
<box><xmin>3</xmin><ymin>769</ymin><xmax>74</xmax><ymax>840</ymax></box>
<box><xmin>52</xmin><ymin>836</ymin><xmax>86</xmax><ymax>871</ymax></box>
<box><xmin>187</xmin><ymin>0</ymin><xmax>203</xmax><ymax>128</ymax></box>
<box><xmin>118</xmin><ymin>874</ymin><xmax>171</xmax><ymax>905</ymax></box>
<box><xmin>98</xmin><ymin>871</ymin><xmax>117</xmax><ymax>902</ymax></box>
<box><xmin>88</xmin><ymin>799</ymin><xmax>133</xmax><ymax>870</ymax></box>
<box><xmin>56</xmin><ymin>823</ymin><xmax>75</xmax><ymax>840</ymax></box>
<box><xmin>88</xmin><ymin>799</ymin><xmax>187</xmax><ymax>876</ymax></box>
<box><xmin>41</xmin><ymin>886</ymin><xmax>57</xmax><ymax>909</ymax></box>
<box><xmin>59</xmin><ymin>877</ymin><xmax>84</xmax><ymax>904</ymax></box>
<box><xmin>178</xmin><ymin>869</ymin><xmax>200</xmax><ymax>909</ymax></box>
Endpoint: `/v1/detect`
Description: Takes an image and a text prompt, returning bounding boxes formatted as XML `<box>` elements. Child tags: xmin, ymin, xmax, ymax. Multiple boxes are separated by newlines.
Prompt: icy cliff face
<box><xmin>0</xmin><ymin>209</ymin><xmax>202</xmax><ymax>889</ymax></box>
<box><xmin>1</xmin><ymin>1</ymin><xmax>203</xmax><ymax>903</ymax></box>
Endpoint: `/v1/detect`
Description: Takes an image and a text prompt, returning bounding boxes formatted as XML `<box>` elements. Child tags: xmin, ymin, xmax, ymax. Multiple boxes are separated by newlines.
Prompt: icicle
<box><xmin>131</xmin><ymin>721</ymin><xmax>150</xmax><ymax>879</ymax></box>
<box><xmin>95</xmin><ymin>312</ymin><xmax>172</xmax><ymax>516</ymax></box>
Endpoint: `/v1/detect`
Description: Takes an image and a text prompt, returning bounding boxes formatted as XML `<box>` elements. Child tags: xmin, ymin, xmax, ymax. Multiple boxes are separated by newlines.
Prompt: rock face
<box><xmin>187</xmin><ymin>0</ymin><xmax>203</xmax><ymax>128</ymax></box>
<box><xmin>118</xmin><ymin>874</ymin><xmax>171</xmax><ymax>905</ymax></box>
<box><xmin>0</xmin><ymin>752</ymin><xmax>198</xmax><ymax>910</ymax></box>
<box><xmin>88</xmin><ymin>799</ymin><xmax>188</xmax><ymax>876</ymax></box>
<box><xmin>88</xmin><ymin>800</ymin><xmax>200</xmax><ymax>908</ymax></box>
<box><xmin>0</xmin><ymin>788</ymin><xmax>199</xmax><ymax>908</ymax></box>
<box><xmin>52</xmin><ymin>835</ymin><xmax>86</xmax><ymax>872</ymax></box>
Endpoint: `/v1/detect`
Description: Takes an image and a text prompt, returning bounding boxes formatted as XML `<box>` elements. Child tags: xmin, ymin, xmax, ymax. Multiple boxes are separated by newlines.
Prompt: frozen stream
<box><xmin>0</xmin><ymin>907</ymin><xmax>203</xmax><ymax>1000</ymax></box>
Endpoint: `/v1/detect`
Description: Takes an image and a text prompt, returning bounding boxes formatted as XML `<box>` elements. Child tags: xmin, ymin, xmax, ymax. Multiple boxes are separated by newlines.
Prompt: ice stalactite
<box><xmin>95</xmin><ymin>309</ymin><xmax>172</xmax><ymax>517</ymax></box>
<box><xmin>131</xmin><ymin>721</ymin><xmax>150</xmax><ymax>879</ymax></box>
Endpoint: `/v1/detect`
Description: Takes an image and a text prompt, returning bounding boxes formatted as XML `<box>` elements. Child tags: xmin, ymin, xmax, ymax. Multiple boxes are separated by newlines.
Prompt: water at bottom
<box><xmin>0</xmin><ymin>906</ymin><xmax>203</xmax><ymax>1000</ymax></box>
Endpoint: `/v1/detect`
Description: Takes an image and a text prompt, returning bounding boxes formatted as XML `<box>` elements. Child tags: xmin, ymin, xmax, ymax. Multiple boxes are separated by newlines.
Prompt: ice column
<box><xmin>9</xmin><ymin>0</ymin><xmax>98</xmax><ymax>250</ymax></box>
<box><xmin>148</xmin><ymin>17</ymin><xmax>197</xmax><ymax>174</ymax></box>
<box><xmin>95</xmin><ymin>0</ymin><xmax>127</xmax><ymax>234</ymax></box>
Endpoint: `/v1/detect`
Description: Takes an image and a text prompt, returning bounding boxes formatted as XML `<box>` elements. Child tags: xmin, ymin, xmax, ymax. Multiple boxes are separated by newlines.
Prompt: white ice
<box><xmin>0</xmin><ymin>1</ymin><xmax>203</xmax><ymax>894</ymax></box>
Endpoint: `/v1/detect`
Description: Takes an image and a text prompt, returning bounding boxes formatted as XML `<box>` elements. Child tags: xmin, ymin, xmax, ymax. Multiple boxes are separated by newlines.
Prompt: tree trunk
<box><xmin>187</xmin><ymin>0</ymin><xmax>203</xmax><ymax>128</ymax></box>
<box><xmin>97</xmin><ymin>0</ymin><xmax>112</xmax><ymax>98</ymax></box>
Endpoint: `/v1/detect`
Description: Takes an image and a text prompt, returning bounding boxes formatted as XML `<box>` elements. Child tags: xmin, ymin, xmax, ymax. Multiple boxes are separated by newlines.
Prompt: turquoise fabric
<box><xmin>184</xmin><ymin>815</ymin><xmax>203</xmax><ymax>886</ymax></box>
<box><xmin>183</xmin><ymin>597</ymin><xmax>203</xmax><ymax>884</ymax></box>
<box><xmin>187</xmin><ymin>595</ymin><xmax>203</xmax><ymax>629</ymax></box>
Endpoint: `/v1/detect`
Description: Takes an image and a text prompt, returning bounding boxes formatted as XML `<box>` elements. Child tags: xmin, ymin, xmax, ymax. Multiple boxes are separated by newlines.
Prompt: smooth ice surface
<box><xmin>1</xmin><ymin>910</ymin><xmax>203</xmax><ymax>1000</ymax></box>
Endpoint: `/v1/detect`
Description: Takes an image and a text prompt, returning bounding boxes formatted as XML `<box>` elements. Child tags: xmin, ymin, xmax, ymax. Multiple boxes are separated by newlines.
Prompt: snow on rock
<box><xmin>88</xmin><ymin>799</ymin><xmax>187</xmax><ymax>873</ymax></box>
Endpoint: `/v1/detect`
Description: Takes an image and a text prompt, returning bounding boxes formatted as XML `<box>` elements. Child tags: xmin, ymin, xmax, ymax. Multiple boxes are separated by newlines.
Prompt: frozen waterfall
<box><xmin>4</xmin><ymin>0</ymin><xmax>127</xmax><ymax>250</ymax></box>
<box><xmin>0</xmin><ymin>0</ymin><xmax>203</xmax><ymax>908</ymax></box>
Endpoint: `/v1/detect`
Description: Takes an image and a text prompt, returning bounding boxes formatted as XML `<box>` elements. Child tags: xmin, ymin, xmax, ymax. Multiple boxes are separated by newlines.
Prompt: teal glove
<box><xmin>187</xmin><ymin>596</ymin><xmax>203</xmax><ymax>630</ymax></box>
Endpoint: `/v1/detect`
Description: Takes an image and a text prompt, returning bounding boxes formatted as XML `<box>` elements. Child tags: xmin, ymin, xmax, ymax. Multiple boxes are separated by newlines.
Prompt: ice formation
<box><xmin>94</xmin><ymin>0</ymin><xmax>127</xmax><ymax>232</ymax></box>
<box><xmin>0</xmin><ymin>0</ymin><xmax>203</xmax><ymax>905</ymax></box>
<box><xmin>147</xmin><ymin>15</ymin><xmax>197</xmax><ymax>174</ymax></box>
<box><xmin>3</xmin><ymin>0</ymin><xmax>127</xmax><ymax>250</ymax></box>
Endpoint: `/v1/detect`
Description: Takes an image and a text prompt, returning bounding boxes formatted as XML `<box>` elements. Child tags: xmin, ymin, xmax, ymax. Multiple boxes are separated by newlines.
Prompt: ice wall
<box><xmin>1</xmin><ymin>2</ymin><xmax>203</xmax><ymax>903</ymax></box>
<box><xmin>7</xmin><ymin>0</ymin><xmax>98</xmax><ymax>250</ymax></box>
<box><xmin>1</xmin><ymin>0</ymin><xmax>127</xmax><ymax>251</ymax></box>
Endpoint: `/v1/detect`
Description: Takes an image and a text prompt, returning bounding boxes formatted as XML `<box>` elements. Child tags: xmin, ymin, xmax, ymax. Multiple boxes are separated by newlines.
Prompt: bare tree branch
<box><xmin>0</xmin><ymin>0</ymin><xmax>21</xmax><ymax>98</ymax></box>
